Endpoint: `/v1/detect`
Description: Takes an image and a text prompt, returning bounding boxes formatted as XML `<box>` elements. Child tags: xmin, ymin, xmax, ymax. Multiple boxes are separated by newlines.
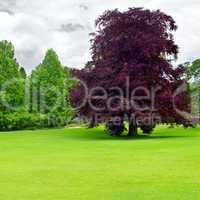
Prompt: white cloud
<box><xmin>0</xmin><ymin>0</ymin><xmax>200</xmax><ymax>73</ymax></box>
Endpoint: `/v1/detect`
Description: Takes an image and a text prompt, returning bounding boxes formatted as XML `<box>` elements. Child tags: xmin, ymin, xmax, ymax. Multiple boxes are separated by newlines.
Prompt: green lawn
<box><xmin>0</xmin><ymin>126</ymin><xmax>200</xmax><ymax>200</ymax></box>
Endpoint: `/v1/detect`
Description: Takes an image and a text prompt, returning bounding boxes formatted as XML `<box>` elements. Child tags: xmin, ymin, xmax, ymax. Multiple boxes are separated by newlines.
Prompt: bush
<box><xmin>0</xmin><ymin>112</ymin><xmax>44</xmax><ymax>131</ymax></box>
<box><xmin>106</xmin><ymin>120</ymin><xmax>125</xmax><ymax>136</ymax></box>
<box><xmin>0</xmin><ymin>111</ymin><xmax>74</xmax><ymax>131</ymax></box>
<box><xmin>140</xmin><ymin>124</ymin><xmax>155</xmax><ymax>134</ymax></box>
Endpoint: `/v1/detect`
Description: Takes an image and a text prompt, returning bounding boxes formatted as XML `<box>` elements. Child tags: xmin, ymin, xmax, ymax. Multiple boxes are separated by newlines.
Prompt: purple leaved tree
<box><xmin>70</xmin><ymin>8</ymin><xmax>192</xmax><ymax>137</ymax></box>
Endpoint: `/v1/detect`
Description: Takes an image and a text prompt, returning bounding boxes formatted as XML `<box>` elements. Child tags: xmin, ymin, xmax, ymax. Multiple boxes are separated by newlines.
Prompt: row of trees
<box><xmin>0</xmin><ymin>41</ymin><xmax>74</xmax><ymax>131</ymax></box>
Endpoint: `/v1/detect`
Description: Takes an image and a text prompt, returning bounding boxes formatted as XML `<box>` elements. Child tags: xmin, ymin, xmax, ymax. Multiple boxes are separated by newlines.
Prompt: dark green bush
<box><xmin>0</xmin><ymin>112</ymin><xmax>44</xmax><ymax>131</ymax></box>
<box><xmin>0</xmin><ymin>111</ymin><xmax>74</xmax><ymax>131</ymax></box>
<box><xmin>106</xmin><ymin>120</ymin><xmax>125</xmax><ymax>136</ymax></box>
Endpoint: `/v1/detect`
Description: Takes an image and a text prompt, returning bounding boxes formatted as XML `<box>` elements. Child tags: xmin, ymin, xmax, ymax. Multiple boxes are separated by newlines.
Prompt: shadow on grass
<box><xmin>62</xmin><ymin>128</ymin><xmax>198</xmax><ymax>141</ymax></box>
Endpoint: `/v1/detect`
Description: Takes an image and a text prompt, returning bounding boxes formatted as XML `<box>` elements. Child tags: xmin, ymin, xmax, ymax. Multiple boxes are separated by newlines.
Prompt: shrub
<box><xmin>106</xmin><ymin>120</ymin><xmax>125</xmax><ymax>136</ymax></box>
<box><xmin>0</xmin><ymin>111</ymin><xmax>74</xmax><ymax>131</ymax></box>
<box><xmin>140</xmin><ymin>124</ymin><xmax>155</xmax><ymax>134</ymax></box>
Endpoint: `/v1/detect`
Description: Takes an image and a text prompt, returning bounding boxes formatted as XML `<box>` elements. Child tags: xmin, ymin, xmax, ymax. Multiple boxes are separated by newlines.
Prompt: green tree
<box><xmin>187</xmin><ymin>59</ymin><xmax>200</xmax><ymax>80</ymax></box>
<box><xmin>187</xmin><ymin>59</ymin><xmax>200</xmax><ymax>120</ymax></box>
<box><xmin>30</xmin><ymin>49</ymin><xmax>74</xmax><ymax>116</ymax></box>
<box><xmin>0</xmin><ymin>40</ymin><xmax>25</xmax><ymax>112</ymax></box>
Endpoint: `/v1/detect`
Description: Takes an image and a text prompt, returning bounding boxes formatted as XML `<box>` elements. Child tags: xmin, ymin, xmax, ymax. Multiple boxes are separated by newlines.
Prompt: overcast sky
<box><xmin>0</xmin><ymin>0</ymin><xmax>200</xmax><ymax>73</ymax></box>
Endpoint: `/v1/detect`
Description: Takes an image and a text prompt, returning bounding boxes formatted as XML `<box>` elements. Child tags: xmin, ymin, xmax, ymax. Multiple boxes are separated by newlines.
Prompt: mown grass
<box><xmin>0</xmin><ymin>125</ymin><xmax>200</xmax><ymax>199</ymax></box>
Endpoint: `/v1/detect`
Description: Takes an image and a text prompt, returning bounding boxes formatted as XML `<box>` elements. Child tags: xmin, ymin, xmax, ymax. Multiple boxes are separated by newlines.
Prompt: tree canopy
<box><xmin>70</xmin><ymin>8</ymin><xmax>192</xmax><ymax>136</ymax></box>
<box><xmin>0</xmin><ymin>40</ymin><xmax>25</xmax><ymax>112</ymax></box>
<box><xmin>30</xmin><ymin>49</ymin><xmax>74</xmax><ymax>115</ymax></box>
<box><xmin>187</xmin><ymin>59</ymin><xmax>200</xmax><ymax>82</ymax></box>
<box><xmin>187</xmin><ymin>59</ymin><xmax>200</xmax><ymax>119</ymax></box>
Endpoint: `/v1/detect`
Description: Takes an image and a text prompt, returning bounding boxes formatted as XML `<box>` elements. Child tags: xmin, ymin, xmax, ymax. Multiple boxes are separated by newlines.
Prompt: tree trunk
<box><xmin>88</xmin><ymin>115</ymin><xmax>95</xmax><ymax>128</ymax></box>
<box><xmin>128</xmin><ymin>120</ymin><xmax>138</xmax><ymax>137</ymax></box>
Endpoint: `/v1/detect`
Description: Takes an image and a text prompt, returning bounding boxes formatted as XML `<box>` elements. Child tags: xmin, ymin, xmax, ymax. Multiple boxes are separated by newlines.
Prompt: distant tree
<box><xmin>187</xmin><ymin>59</ymin><xmax>200</xmax><ymax>80</ymax></box>
<box><xmin>186</xmin><ymin>59</ymin><xmax>200</xmax><ymax>120</ymax></box>
<box><xmin>70</xmin><ymin>8</ymin><xmax>191</xmax><ymax>136</ymax></box>
<box><xmin>30</xmin><ymin>49</ymin><xmax>73</xmax><ymax>115</ymax></box>
<box><xmin>0</xmin><ymin>40</ymin><xmax>25</xmax><ymax>112</ymax></box>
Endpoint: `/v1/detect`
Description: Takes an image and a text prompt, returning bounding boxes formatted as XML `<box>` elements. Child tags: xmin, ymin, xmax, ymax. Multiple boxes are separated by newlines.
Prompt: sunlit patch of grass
<box><xmin>0</xmin><ymin>125</ymin><xmax>199</xmax><ymax>200</ymax></box>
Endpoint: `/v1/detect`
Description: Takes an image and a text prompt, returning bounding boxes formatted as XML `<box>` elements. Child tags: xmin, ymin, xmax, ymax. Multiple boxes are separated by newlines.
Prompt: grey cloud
<box><xmin>80</xmin><ymin>4</ymin><xmax>89</xmax><ymax>11</ymax></box>
<box><xmin>58</xmin><ymin>23</ymin><xmax>85</xmax><ymax>33</ymax></box>
<box><xmin>0</xmin><ymin>9</ymin><xmax>15</xmax><ymax>15</ymax></box>
<box><xmin>0</xmin><ymin>0</ymin><xmax>16</xmax><ymax>8</ymax></box>
<box><xmin>16</xmin><ymin>48</ymin><xmax>43</xmax><ymax>73</ymax></box>
<box><xmin>0</xmin><ymin>0</ymin><xmax>16</xmax><ymax>15</ymax></box>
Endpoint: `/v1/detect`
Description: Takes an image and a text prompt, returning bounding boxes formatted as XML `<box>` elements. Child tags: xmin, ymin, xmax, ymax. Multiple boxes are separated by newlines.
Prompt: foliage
<box><xmin>106</xmin><ymin>120</ymin><xmax>126</xmax><ymax>136</ymax></box>
<box><xmin>140</xmin><ymin>124</ymin><xmax>156</xmax><ymax>134</ymax></box>
<box><xmin>30</xmin><ymin>49</ymin><xmax>75</xmax><ymax>115</ymax></box>
<box><xmin>0</xmin><ymin>112</ymin><xmax>46</xmax><ymax>131</ymax></box>
<box><xmin>19</xmin><ymin>67</ymin><xmax>27</xmax><ymax>79</ymax></box>
<box><xmin>0</xmin><ymin>111</ymin><xmax>74</xmax><ymax>131</ymax></box>
<box><xmin>0</xmin><ymin>44</ymin><xmax>75</xmax><ymax>131</ymax></box>
<box><xmin>71</xmin><ymin>8</ymin><xmax>191</xmax><ymax>136</ymax></box>
<box><xmin>186</xmin><ymin>59</ymin><xmax>200</xmax><ymax>120</ymax></box>
<box><xmin>30</xmin><ymin>49</ymin><xmax>66</xmax><ymax>113</ymax></box>
<box><xmin>187</xmin><ymin>59</ymin><xmax>200</xmax><ymax>81</ymax></box>
<box><xmin>0</xmin><ymin>40</ymin><xmax>26</xmax><ymax>112</ymax></box>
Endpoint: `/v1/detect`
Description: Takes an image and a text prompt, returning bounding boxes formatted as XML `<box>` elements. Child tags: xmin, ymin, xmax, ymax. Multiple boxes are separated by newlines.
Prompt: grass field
<box><xmin>0</xmin><ymin>126</ymin><xmax>200</xmax><ymax>200</ymax></box>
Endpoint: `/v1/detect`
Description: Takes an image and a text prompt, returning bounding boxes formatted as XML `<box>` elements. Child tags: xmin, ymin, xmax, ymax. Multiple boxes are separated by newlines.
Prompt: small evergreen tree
<box><xmin>30</xmin><ymin>49</ymin><xmax>74</xmax><ymax>116</ymax></box>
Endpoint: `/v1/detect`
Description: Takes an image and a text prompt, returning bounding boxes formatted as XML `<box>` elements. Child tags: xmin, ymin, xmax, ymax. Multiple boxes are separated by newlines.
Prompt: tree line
<box><xmin>0</xmin><ymin>40</ymin><xmax>75</xmax><ymax>131</ymax></box>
